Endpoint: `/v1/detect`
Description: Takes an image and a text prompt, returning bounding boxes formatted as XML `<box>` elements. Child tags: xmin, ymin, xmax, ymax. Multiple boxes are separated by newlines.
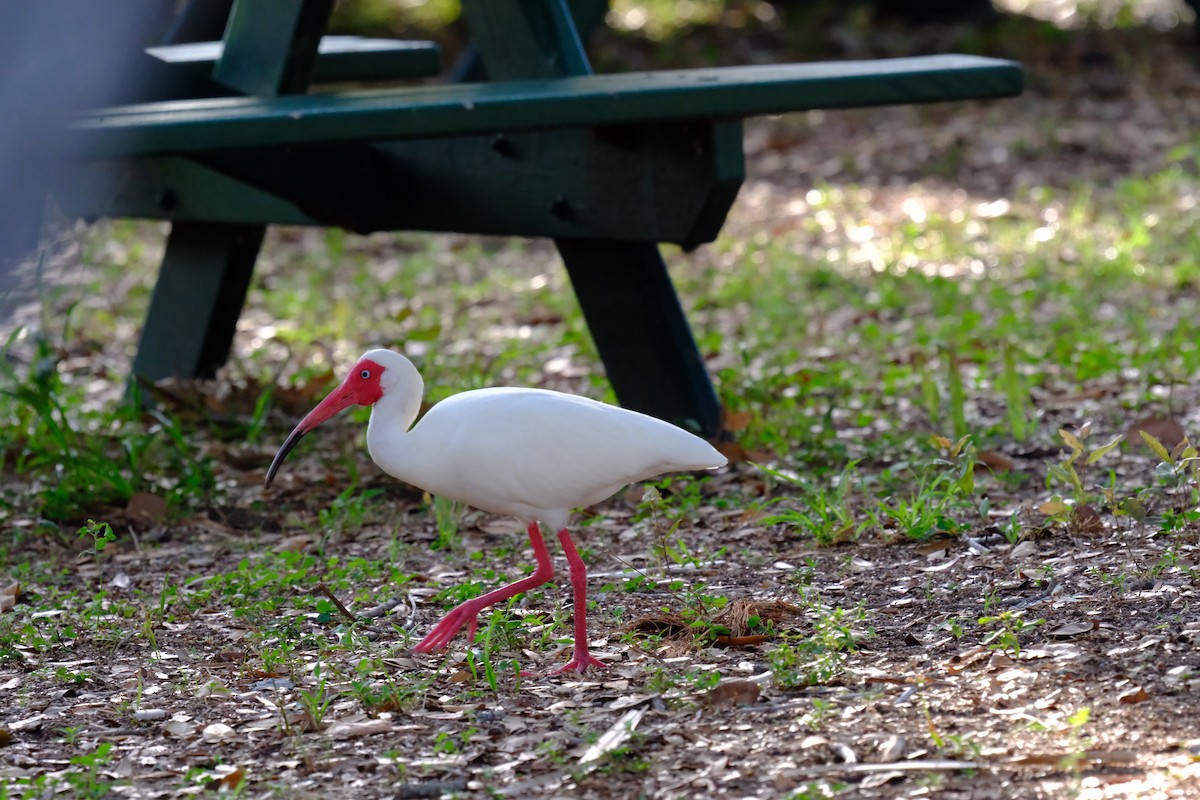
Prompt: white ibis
<box><xmin>265</xmin><ymin>349</ymin><xmax>726</xmax><ymax>674</ymax></box>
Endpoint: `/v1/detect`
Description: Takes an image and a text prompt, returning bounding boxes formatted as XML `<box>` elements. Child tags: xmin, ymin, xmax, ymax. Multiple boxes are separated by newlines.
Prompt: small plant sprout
<box><xmin>77</xmin><ymin>519</ymin><xmax>116</xmax><ymax>582</ymax></box>
<box><xmin>1041</xmin><ymin>424</ymin><xmax>1122</xmax><ymax>532</ymax></box>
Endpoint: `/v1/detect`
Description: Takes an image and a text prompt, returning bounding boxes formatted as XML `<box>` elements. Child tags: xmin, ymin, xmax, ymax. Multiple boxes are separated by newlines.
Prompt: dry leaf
<box><xmin>272</xmin><ymin>535</ymin><xmax>311</xmax><ymax>554</ymax></box>
<box><xmin>976</xmin><ymin>451</ymin><xmax>1016</xmax><ymax>472</ymax></box>
<box><xmin>1118</xmin><ymin>687</ymin><xmax>1151</xmax><ymax>704</ymax></box>
<box><xmin>126</xmin><ymin>491</ymin><xmax>167</xmax><ymax>521</ymax></box>
<box><xmin>326</xmin><ymin>719</ymin><xmax>392</xmax><ymax>739</ymax></box>
<box><xmin>715</xmin><ymin>440</ymin><xmax>774</xmax><ymax>464</ymax></box>
<box><xmin>0</xmin><ymin>582</ymin><xmax>19</xmax><ymax>612</ymax></box>
<box><xmin>133</xmin><ymin>709</ymin><xmax>167</xmax><ymax>722</ymax></box>
<box><xmin>201</xmin><ymin>723</ymin><xmax>236</xmax><ymax>742</ymax></box>
<box><xmin>722</xmin><ymin>408</ymin><xmax>753</xmax><ymax>432</ymax></box>
<box><xmin>578</xmin><ymin>708</ymin><xmax>646</xmax><ymax>766</ymax></box>
<box><xmin>1071</xmin><ymin>504</ymin><xmax>1104</xmax><ymax>535</ymax></box>
<box><xmin>1008</xmin><ymin>750</ymin><xmax>1139</xmax><ymax>766</ymax></box>
<box><xmin>1126</xmin><ymin>417</ymin><xmax>1186</xmax><ymax>453</ymax></box>
<box><xmin>162</xmin><ymin>720</ymin><xmax>195</xmax><ymax>738</ymax></box>
<box><xmin>207</xmin><ymin>767</ymin><xmax>245</xmax><ymax>791</ymax></box>
<box><xmin>1049</xmin><ymin>621</ymin><xmax>1097</xmax><ymax>638</ymax></box>
<box><xmin>1038</xmin><ymin>500</ymin><xmax>1070</xmax><ymax>516</ymax></box>
<box><xmin>712</xmin><ymin>599</ymin><xmax>802</xmax><ymax>638</ymax></box>
<box><xmin>704</xmin><ymin>680</ymin><xmax>761</xmax><ymax>708</ymax></box>
<box><xmin>713</xmin><ymin>634</ymin><xmax>771</xmax><ymax>647</ymax></box>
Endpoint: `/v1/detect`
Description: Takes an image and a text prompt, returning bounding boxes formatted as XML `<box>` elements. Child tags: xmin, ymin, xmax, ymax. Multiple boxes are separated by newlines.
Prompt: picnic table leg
<box><xmin>132</xmin><ymin>0</ymin><xmax>332</xmax><ymax>382</ymax></box>
<box><xmin>462</xmin><ymin>0</ymin><xmax>726</xmax><ymax>436</ymax></box>
<box><xmin>132</xmin><ymin>223</ymin><xmax>263</xmax><ymax>380</ymax></box>
<box><xmin>557</xmin><ymin>240</ymin><xmax>722</xmax><ymax>436</ymax></box>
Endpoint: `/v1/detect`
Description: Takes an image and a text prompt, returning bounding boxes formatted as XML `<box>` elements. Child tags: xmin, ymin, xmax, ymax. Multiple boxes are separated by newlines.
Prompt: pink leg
<box><xmin>549</xmin><ymin>528</ymin><xmax>608</xmax><ymax>674</ymax></box>
<box><xmin>413</xmin><ymin>522</ymin><xmax>554</xmax><ymax>654</ymax></box>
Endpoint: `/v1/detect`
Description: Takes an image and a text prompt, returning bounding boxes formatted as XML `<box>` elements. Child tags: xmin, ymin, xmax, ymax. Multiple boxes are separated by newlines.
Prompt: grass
<box><xmin>5</xmin><ymin>139</ymin><xmax>1199</xmax><ymax>587</ymax></box>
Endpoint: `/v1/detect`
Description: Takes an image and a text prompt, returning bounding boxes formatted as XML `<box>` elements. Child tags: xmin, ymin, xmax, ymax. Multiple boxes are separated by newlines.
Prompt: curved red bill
<box><xmin>264</xmin><ymin>386</ymin><xmax>358</xmax><ymax>487</ymax></box>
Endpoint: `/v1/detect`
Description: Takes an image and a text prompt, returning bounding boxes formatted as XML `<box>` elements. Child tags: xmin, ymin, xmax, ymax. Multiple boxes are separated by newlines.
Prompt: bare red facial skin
<box><xmin>264</xmin><ymin>358</ymin><xmax>385</xmax><ymax>486</ymax></box>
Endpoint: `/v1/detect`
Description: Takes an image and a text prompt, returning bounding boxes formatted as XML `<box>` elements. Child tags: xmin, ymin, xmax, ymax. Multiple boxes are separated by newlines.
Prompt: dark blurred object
<box><xmin>0</xmin><ymin>1</ymin><xmax>169</xmax><ymax>288</ymax></box>
<box><xmin>776</xmin><ymin>0</ymin><xmax>1000</xmax><ymax>23</ymax></box>
<box><xmin>868</xmin><ymin>0</ymin><xmax>999</xmax><ymax>22</ymax></box>
<box><xmin>1187</xmin><ymin>0</ymin><xmax>1200</xmax><ymax>40</ymax></box>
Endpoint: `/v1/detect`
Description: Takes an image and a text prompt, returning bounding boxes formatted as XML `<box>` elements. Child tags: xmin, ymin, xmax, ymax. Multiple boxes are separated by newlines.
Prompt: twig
<box><xmin>397</xmin><ymin>780</ymin><xmax>468</xmax><ymax>798</ymax></box>
<box><xmin>358</xmin><ymin>595</ymin><xmax>406</xmax><ymax>620</ymax></box>
<box><xmin>316</xmin><ymin>583</ymin><xmax>356</xmax><ymax>623</ymax></box>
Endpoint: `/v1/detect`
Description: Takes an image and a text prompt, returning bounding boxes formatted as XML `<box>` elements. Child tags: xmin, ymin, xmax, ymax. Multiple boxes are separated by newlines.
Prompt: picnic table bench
<box><xmin>64</xmin><ymin>0</ymin><xmax>1023</xmax><ymax>438</ymax></box>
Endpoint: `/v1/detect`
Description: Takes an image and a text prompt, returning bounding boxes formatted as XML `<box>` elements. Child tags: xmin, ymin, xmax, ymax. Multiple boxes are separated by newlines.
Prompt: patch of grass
<box><xmin>0</xmin><ymin>330</ymin><xmax>216</xmax><ymax>523</ymax></box>
<box><xmin>770</xmin><ymin>591</ymin><xmax>872</xmax><ymax>689</ymax></box>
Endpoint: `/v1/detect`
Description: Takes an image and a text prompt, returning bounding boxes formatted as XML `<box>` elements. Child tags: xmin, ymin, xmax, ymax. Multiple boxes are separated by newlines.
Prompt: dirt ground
<box><xmin>4</xmin><ymin>8</ymin><xmax>1200</xmax><ymax>800</ymax></box>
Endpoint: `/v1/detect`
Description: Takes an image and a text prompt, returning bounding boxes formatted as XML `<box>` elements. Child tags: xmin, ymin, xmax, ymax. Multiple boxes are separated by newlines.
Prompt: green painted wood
<box><xmin>556</xmin><ymin>238</ymin><xmax>720</xmax><ymax>435</ymax></box>
<box><xmin>462</xmin><ymin>0</ymin><xmax>725</xmax><ymax>437</ymax></box>
<box><xmin>64</xmin><ymin>122</ymin><xmax>742</xmax><ymax>246</ymax></box>
<box><xmin>464</xmin><ymin>0</ymin><xmax>590</xmax><ymax>79</ymax></box>
<box><xmin>133</xmin><ymin>0</ymin><xmax>333</xmax><ymax>381</ymax></box>
<box><xmin>65</xmin><ymin>157</ymin><xmax>318</xmax><ymax>226</ymax></box>
<box><xmin>75</xmin><ymin>55</ymin><xmax>1024</xmax><ymax>158</ymax></box>
<box><xmin>133</xmin><ymin>223</ymin><xmax>266</xmax><ymax>380</ymax></box>
<box><xmin>212</xmin><ymin>0</ymin><xmax>334</xmax><ymax>95</ymax></box>
<box><xmin>147</xmin><ymin>36</ymin><xmax>441</xmax><ymax>83</ymax></box>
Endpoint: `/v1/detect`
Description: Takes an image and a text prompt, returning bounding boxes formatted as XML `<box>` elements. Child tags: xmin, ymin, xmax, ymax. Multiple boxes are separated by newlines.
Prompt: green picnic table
<box><xmin>65</xmin><ymin>0</ymin><xmax>1023</xmax><ymax>438</ymax></box>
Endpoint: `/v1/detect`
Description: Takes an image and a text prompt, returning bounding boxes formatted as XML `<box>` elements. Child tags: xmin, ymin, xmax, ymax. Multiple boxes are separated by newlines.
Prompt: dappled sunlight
<box><xmin>996</xmin><ymin>0</ymin><xmax>1193</xmax><ymax>28</ymax></box>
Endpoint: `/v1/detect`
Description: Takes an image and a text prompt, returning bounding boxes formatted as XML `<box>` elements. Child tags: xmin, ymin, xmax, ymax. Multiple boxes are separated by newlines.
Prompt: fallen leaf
<box><xmin>712</xmin><ymin>598</ymin><xmax>802</xmax><ymax>638</ymax></box>
<box><xmin>1126</xmin><ymin>417</ymin><xmax>1186</xmax><ymax>454</ymax></box>
<box><xmin>326</xmin><ymin>719</ymin><xmax>392</xmax><ymax>739</ymax></box>
<box><xmin>1009</xmin><ymin>540</ymin><xmax>1037</xmax><ymax>559</ymax></box>
<box><xmin>1007</xmin><ymin>750</ymin><xmax>1139</xmax><ymax>766</ymax></box>
<box><xmin>272</xmin><ymin>534</ymin><xmax>311</xmax><ymax>554</ymax></box>
<box><xmin>578</xmin><ymin>708</ymin><xmax>646</xmax><ymax>766</ymax></box>
<box><xmin>713</xmin><ymin>634</ymin><xmax>771</xmax><ymax>647</ymax></box>
<box><xmin>1038</xmin><ymin>500</ymin><xmax>1070</xmax><ymax>516</ymax></box>
<box><xmin>162</xmin><ymin>720</ymin><xmax>192</xmax><ymax>738</ymax></box>
<box><xmin>1118</xmin><ymin>687</ymin><xmax>1151</xmax><ymax>704</ymax></box>
<box><xmin>877</xmin><ymin>734</ymin><xmax>906</xmax><ymax>762</ymax></box>
<box><xmin>126</xmin><ymin>491</ymin><xmax>167</xmax><ymax>521</ymax></box>
<box><xmin>722</xmin><ymin>408</ymin><xmax>753</xmax><ymax>432</ymax></box>
<box><xmin>704</xmin><ymin>680</ymin><xmax>761</xmax><ymax>708</ymax></box>
<box><xmin>0</xmin><ymin>729</ymin><xmax>11</xmax><ymax>747</ymax></box>
<box><xmin>202</xmin><ymin>723</ymin><xmax>236</xmax><ymax>742</ymax></box>
<box><xmin>134</xmin><ymin>709</ymin><xmax>168</xmax><ymax>722</ymax></box>
<box><xmin>207</xmin><ymin>767</ymin><xmax>245</xmax><ymax>791</ymax></box>
<box><xmin>0</xmin><ymin>581</ymin><xmax>19</xmax><ymax>612</ymax></box>
<box><xmin>976</xmin><ymin>451</ymin><xmax>1016</xmax><ymax>472</ymax></box>
<box><xmin>1071</xmin><ymin>504</ymin><xmax>1104</xmax><ymax>535</ymax></box>
<box><xmin>1049</xmin><ymin>621</ymin><xmax>1097</xmax><ymax>638</ymax></box>
<box><xmin>714</xmin><ymin>440</ymin><xmax>775</xmax><ymax>464</ymax></box>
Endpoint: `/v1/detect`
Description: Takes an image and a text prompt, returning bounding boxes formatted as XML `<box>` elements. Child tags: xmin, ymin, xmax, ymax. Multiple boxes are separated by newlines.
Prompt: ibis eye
<box><xmin>360</xmin><ymin>369</ymin><xmax>371</xmax><ymax>380</ymax></box>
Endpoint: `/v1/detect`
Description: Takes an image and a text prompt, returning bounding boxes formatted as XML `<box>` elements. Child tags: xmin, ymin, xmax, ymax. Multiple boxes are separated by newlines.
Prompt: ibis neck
<box><xmin>365</xmin><ymin>363</ymin><xmax>424</xmax><ymax>484</ymax></box>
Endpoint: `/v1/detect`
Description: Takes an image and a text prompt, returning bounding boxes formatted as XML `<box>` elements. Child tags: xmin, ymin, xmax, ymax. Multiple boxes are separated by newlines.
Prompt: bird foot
<box><xmin>548</xmin><ymin>651</ymin><xmax>609</xmax><ymax>675</ymax></box>
<box><xmin>411</xmin><ymin>600</ymin><xmax>483</xmax><ymax>654</ymax></box>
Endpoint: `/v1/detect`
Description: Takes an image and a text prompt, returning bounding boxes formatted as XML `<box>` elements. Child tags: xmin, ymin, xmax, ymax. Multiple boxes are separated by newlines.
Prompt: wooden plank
<box><xmin>146</xmin><ymin>36</ymin><xmax>441</xmax><ymax>83</ymax></box>
<box><xmin>75</xmin><ymin>55</ymin><xmax>1024</xmax><ymax>158</ymax></box>
<box><xmin>64</xmin><ymin>122</ymin><xmax>742</xmax><ymax>246</ymax></box>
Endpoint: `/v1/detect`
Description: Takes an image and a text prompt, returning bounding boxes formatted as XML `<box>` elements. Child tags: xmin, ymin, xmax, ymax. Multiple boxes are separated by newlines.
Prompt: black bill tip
<box><xmin>264</xmin><ymin>427</ymin><xmax>308</xmax><ymax>488</ymax></box>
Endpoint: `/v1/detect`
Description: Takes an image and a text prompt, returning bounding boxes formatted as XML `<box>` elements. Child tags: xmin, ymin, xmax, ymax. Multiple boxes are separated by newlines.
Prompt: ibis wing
<box><xmin>405</xmin><ymin>388</ymin><xmax>721</xmax><ymax>517</ymax></box>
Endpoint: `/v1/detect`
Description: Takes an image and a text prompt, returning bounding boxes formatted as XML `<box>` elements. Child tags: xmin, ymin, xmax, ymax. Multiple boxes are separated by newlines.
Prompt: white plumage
<box><xmin>266</xmin><ymin>348</ymin><xmax>726</xmax><ymax>673</ymax></box>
